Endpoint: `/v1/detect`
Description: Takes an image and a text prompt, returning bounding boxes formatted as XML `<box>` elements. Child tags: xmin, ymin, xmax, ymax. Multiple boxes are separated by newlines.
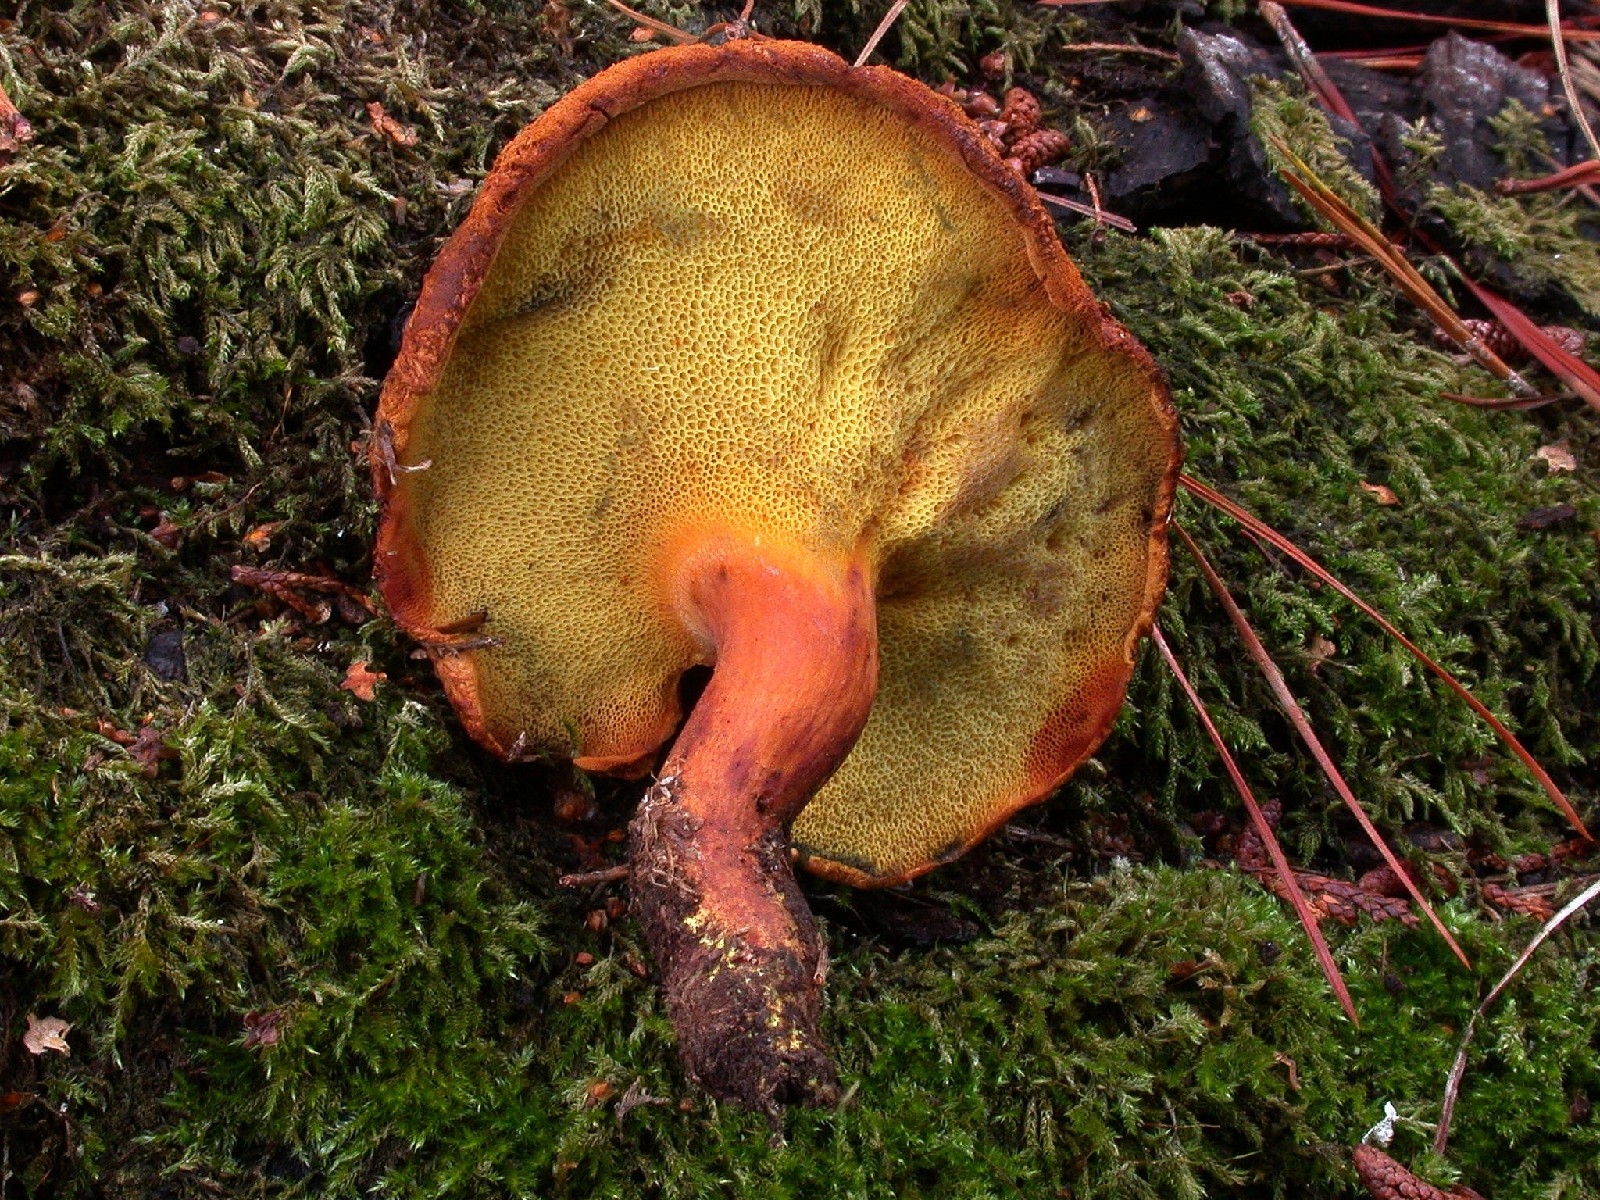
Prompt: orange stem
<box><xmin>629</xmin><ymin>536</ymin><xmax>878</xmax><ymax>1108</ymax></box>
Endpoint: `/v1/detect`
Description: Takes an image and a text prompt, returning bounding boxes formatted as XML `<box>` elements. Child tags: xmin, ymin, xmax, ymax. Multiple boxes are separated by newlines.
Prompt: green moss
<box><xmin>1402</xmin><ymin>100</ymin><xmax>1600</xmax><ymax>317</ymax></box>
<box><xmin>0</xmin><ymin>0</ymin><xmax>576</xmax><ymax>483</ymax></box>
<box><xmin>1070</xmin><ymin>225</ymin><xmax>1598</xmax><ymax>850</ymax></box>
<box><xmin>2</xmin><ymin>3</ymin><xmax>1597</xmax><ymax>1198</ymax></box>
<box><xmin>1426</xmin><ymin>182</ymin><xmax>1600</xmax><ymax>318</ymax></box>
<box><xmin>1249</xmin><ymin>77</ymin><xmax>1383</xmax><ymax>225</ymax></box>
<box><xmin>888</xmin><ymin>0</ymin><xmax>1048</xmax><ymax>79</ymax></box>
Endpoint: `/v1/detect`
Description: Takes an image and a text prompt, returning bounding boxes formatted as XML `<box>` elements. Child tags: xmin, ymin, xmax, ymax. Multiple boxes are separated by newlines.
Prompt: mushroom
<box><xmin>372</xmin><ymin>39</ymin><xmax>1179</xmax><ymax>1109</ymax></box>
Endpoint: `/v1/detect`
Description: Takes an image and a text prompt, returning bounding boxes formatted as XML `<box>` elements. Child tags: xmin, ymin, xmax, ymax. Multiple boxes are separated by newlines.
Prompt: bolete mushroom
<box><xmin>372</xmin><ymin>38</ymin><xmax>1179</xmax><ymax>1109</ymax></box>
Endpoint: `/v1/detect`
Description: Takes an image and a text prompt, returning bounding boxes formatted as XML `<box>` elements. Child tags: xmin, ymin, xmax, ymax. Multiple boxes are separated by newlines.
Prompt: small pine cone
<box><xmin>1007</xmin><ymin>128</ymin><xmax>1071</xmax><ymax>175</ymax></box>
<box><xmin>1481</xmin><ymin>881</ymin><xmax>1556</xmax><ymax>921</ymax></box>
<box><xmin>1541</xmin><ymin>324</ymin><xmax>1588</xmax><ymax>356</ymax></box>
<box><xmin>1434</xmin><ymin>318</ymin><xmax>1589</xmax><ymax>362</ymax></box>
<box><xmin>1552</xmin><ymin>837</ymin><xmax>1593</xmax><ymax>862</ymax></box>
<box><xmin>1463</xmin><ymin>318</ymin><xmax>1524</xmax><ymax>361</ymax></box>
<box><xmin>1357</xmin><ymin>866</ymin><xmax>1411</xmax><ymax>898</ymax></box>
<box><xmin>1304</xmin><ymin>874</ymin><xmax>1366</xmax><ymax>925</ymax></box>
<box><xmin>1352</xmin><ymin>1145</ymin><xmax>1459</xmax><ymax>1200</ymax></box>
<box><xmin>1234</xmin><ymin>830</ymin><xmax>1268</xmax><ymax>872</ymax></box>
<box><xmin>1000</xmin><ymin>87</ymin><xmax>1042</xmax><ymax>139</ymax></box>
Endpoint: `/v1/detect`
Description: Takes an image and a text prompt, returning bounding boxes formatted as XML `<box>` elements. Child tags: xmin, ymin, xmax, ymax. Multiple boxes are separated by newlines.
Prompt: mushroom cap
<box><xmin>374</xmin><ymin>39</ymin><xmax>1179</xmax><ymax>886</ymax></box>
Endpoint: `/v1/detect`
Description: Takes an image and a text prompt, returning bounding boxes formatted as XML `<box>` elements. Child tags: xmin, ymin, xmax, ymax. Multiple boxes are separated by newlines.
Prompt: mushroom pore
<box><xmin>373</xmin><ymin>39</ymin><xmax>1178</xmax><ymax>1109</ymax></box>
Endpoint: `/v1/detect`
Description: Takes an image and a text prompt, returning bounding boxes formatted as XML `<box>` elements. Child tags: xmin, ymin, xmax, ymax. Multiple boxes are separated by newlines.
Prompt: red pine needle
<box><xmin>1180</xmin><ymin>474</ymin><xmax>1592</xmax><ymax>843</ymax></box>
<box><xmin>1267</xmin><ymin>0</ymin><xmax>1600</xmax><ymax>41</ymax></box>
<box><xmin>1452</xmin><ymin>276</ymin><xmax>1600</xmax><ymax>413</ymax></box>
<box><xmin>1496</xmin><ymin>160</ymin><xmax>1600</xmax><ymax>193</ymax></box>
<box><xmin>1152</xmin><ymin>625</ymin><xmax>1360</xmax><ymax>1024</ymax></box>
<box><xmin>1173</xmin><ymin>523</ymin><xmax>1471</xmax><ymax>967</ymax></box>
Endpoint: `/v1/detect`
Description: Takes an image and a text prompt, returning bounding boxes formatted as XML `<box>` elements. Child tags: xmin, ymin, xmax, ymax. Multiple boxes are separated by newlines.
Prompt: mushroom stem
<box><xmin>629</xmin><ymin>537</ymin><xmax>878</xmax><ymax>1108</ymax></box>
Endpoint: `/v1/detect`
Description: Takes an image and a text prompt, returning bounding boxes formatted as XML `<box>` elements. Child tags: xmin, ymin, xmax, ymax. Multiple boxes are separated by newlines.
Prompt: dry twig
<box><xmin>1435</xmin><ymin>875</ymin><xmax>1600</xmax><ymax>1154</ymax></box>
<box><xmin>854</xmin><ymin>0</ymin><xmax>911</xmax><ymax>68</ymax></box>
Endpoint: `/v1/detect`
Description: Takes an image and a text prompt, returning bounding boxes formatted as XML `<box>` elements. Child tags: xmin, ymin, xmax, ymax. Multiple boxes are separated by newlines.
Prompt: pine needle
<box><xmin>1267</xmin><ymin>136</ymin><xmax>1535</xmax><ymax>396</ymax></box>
<box><xmin>1180</xmin><ymin>474</ymin><xmax>1592</xmax><ymax>843</ymax></box>
<box><xmin>1269</xmin><ymin>0</ymin><xmax>1600</xmax><ymax>42</ymax></box>
<box><xmin>1434</xmin><ymin>874</ymin><xmax>1600</xmax><ymax>1154</ymax></box>
<box><xmin>1152</xmin><ymin>625</ymin><xmax>1359</xmax><ymax>1025</ymax></box>
<box><xmin>854</xmin><ymin>0</ymin><xmax>911</xmax><ymax>68</ymax></box>
<box><xmin>1173</xmin><ymin>523</ymin><xmax>1470</xmax><ymax>968</ymax></box>
<box><xmin>1548</xmin><ymin>0</ymin><xmax>1600</xmax><ymax>161</ymax></box>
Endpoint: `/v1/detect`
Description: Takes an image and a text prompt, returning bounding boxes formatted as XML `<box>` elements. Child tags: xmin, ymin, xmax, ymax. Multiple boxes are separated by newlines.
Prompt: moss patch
<box><xmin>2</xmin><ymin>3</ymin><xmax>1597</xmax><ymax>1198</ymax></box>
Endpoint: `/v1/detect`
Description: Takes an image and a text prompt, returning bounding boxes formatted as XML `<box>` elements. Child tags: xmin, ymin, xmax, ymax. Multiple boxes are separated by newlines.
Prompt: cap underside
<box><xmin>382</xmin><ymin>65</ymin><xmax>1174</xmax><ymax>885</ymax></box>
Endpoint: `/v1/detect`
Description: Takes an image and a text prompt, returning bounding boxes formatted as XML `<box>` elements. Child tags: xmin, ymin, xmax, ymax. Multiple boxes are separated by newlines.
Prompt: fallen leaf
<box><xmin>96</xmin><ymin>717</ymin><xmax>136</xmax><ymax>745</ymax></box>
<box><xmin>242</xmin><ymin>1009</ymin><xmax>286</xmax><ymax>1049</ymax></box>
<box><xmin>22</xmin><ymin>1014</ymin><xmax>71</xmax><ymax>1056</ymax></box>
<box><xmin>149</xmin><ymin>517</ymin><xmax>183</xmax><ymax>548</ymax></box>
<box><xmin>129</xmin><ymin>723</ymin><xmax>179</xmax><ymax>776</ymax></box>
<box><xmin>243</xmin><ymin>521</ymin><xmax>283</xmax><ymax>551</ymax></box>
<box><xmin>366</xmin><ymin>101</ymin><xmax>418</xmax><ymax>147</ymax></box>
<box><xmin>1272</xmin><ymin>1051</ymin><xmax>1301</xmax><ymax>1090</ymax></box>
<box><xmin>0</xmin><ymin>80</ymin><xmax>34</xmax><ymax>161</ymax></box>
<box><xmin>1307</xmin><ymin>634</ymin><xmax>1337</xmax><ymax>671</ymax></box>
<box><xmin>1517</xmin><ymin>504</ymin><xmax>1578</xmax><ymax>529</ymax></box>
<box><xmin>1</xmin><ymin>1091</ymin><xmax>35</xmax><ymax>1114</ymax></box>
<box><xmin>615</xmin><ymin>1078</ymin><xmax>671</xmax><ymax>1125</ymax></box>
<box><xmin>1359</xmin><ymin>481</ymin><xmax>1399</xmax><ymax>505</ymax></box>
<box><xmin>1536</xmin><ymin>440</ymin><xmax>1577</xmax><ymax>472</ymax></box>
<box><xmin>341</xmin><ymin>661</ymin><xmax>386</xmax><ymax>702</ymax></box>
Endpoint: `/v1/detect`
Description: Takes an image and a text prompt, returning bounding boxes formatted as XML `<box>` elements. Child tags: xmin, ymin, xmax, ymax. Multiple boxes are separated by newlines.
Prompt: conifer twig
<box><xmin>1434</xmin><ymin>874</ymin><xmax>1600</xmax><ymax>1154</ymax></box>
<box><xmin>559</xmin><ymin>865</ymin><xmax>630</xmax><ymax>888</ymax></box>
<box><xmin>1260</xmin><ymin>2</ymin><xmax>1356</xmax><ymax>123</ymax></box>
<box><xmin>604</xmin><ymin>0</ymin><xmax>697</xmax><ymax>43</ymax></box>
<box><xmin>1055</xmin><ymin>42</ymin><xmax>1179</xmax><ymax>62</ymax></box>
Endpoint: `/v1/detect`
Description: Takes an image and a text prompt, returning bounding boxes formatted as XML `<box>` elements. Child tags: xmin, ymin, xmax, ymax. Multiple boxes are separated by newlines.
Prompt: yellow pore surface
<box><xmin>395</xmin><ymin>79</ymin><xmax>1173</xmax><ymax>883</ymax></box>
